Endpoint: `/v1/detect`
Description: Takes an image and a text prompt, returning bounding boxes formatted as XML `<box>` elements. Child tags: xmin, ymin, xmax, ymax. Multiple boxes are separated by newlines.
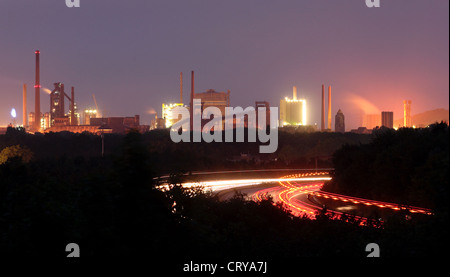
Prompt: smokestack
<box><xmin>403</xmin><ymin>100</ymin><xmax>412</xmax><ymax>127</ymax></box>
<box><xmin>71</xmin><ymin>87</ymin><xmax>75</xmax><ymax>125</ymax></box>
<box><xmin>190</xmin><ymin>71</ymin><xmax>194</xmax><ymax>131</ymax></box>
<box><xmin>293</xmin><ymin>86</ymin><xmax>297</xmax><ymax>100</ymax></box>
<box><xmin>328</xmin><ymin>86</ymin><xmax>332</xmax><ymax>130</ymax></box>
<box><xmin>34</xmin><ymin>50</ymin><xmax>40</xmax><ymax>132</ymax></box>
<box><xmin>321</xmin><ymin>84</ymin><xmax>325</xmax><ymax>131</ymax></box>
<box><xmin>180</xmin><ymin>72</ymin><xmax>183</xmax><ymax>104</ymax></box>
<box><xmin>23</xmin><ymin>84</ymin><xmax>27</xmax><ymax>128</ymax></box>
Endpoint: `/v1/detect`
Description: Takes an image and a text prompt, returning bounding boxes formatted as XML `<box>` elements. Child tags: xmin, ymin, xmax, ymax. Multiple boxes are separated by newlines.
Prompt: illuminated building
<box><xmin>44</xmin><ymin>125</ymin><xmax>112</xmax><ymax>134</ymax></box>
<box><xmin>28</xmin><ymin>112</ymin><xmax>44</xmax><ymax>131</ymax></box>
<box><xmin>363</xmin><ymin>114</ymin><xmax>381</xmax><ymax>129</ymax></box>
<box><xmin>404</xmin><ymin>100</ymin><xmax>412</xmax><ymax>127</ymax></box>
<box><xmin>49</xmin><ymin>82</ymin><xmax>77</xmax><ymax>127</ymax></box>
<box><xmin>83</xmin><ymin>109</ymin><xmax>98</xmax><ymax>125</ymax></box>
<box><xmin>162</xmin><ymin>103</ymin><xmax>188</xmax><ymax>128</ymax></box>
<box><xmin>43</xmin><ymin>112</ymin><xmax>50</xmax><ymax>130</ymax></box>
<box><xmin>335</xmin><ymin>109</ymin><xmax>345</xmax><ymax>133</ymax></box>
<box><xmin>28</xmin><ymin>112</ymin><xmax>35</xmax><ymax>129</ymax></box>
<box><xmin>50</xmin><ymin>82</ymin><xmax>66</xmax><ymax>125</ymax></box>
<box><xmin>280</xmin><ymin>86</ymin><xmax>307</xmax><ymax>126</ymax></box>
<box><xmin>381</xmin><ymin>111</ymin><xmax>394</xmax><ymax>128</ymax></box>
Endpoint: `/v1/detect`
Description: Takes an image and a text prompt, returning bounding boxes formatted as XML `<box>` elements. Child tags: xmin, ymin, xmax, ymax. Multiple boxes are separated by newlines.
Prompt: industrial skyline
<box><xmin>0</xmin><ymin>0</ymin><xmax>448</xmax><ymax>262</ymax></box>
<box><xmin>0</xmin><ymin>0</ymin><xmax>448</xmax><ymax>130</ymax></box>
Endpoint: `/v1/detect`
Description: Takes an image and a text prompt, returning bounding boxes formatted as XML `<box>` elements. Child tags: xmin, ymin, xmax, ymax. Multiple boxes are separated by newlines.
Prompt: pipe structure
<box><xmin>190</xmin><ymin>71</ymin><xmax>194</xmax><ymax>131</ymax></box>
<box><xmin>23</xmin><ymin>84</ymin><xmax>27</xmax><ymax>128</ymax></box>
<box><xmin>328</xmin><ymin>86</ymin><xmax>332</xmax><ymax>130</ymax></box>
<box><xmin>293</xmin><ymin>86</ymin><xmax>297</xmax><ymax>101</ymax></box>
<box><xmin>35</xmin><ymin>50</ymin><xmax>41</xmax><ymax>132</ymax></box>
<box><xmin>321</xmin><ymin>84</ymin><xmax>325</xmax><ymax>131</ymax></box>
<box><xmin>71</xmin><ymin>87</ymin><xmax>75</xmax><ymax>125</ymax></box>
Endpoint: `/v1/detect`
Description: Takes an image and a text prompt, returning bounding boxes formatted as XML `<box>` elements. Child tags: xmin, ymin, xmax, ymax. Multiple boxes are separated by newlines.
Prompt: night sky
<box><xmin>0</xmin><ymin>0</ymin><xmax>448</xmax><ymax>129</ymax></box>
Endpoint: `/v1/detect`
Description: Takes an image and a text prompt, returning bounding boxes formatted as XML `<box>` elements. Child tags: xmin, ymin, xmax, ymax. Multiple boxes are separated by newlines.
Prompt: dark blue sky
<box><xmin>0</xmin><ymin>0</ymin><xmax>448</xmax><ymax>129</ymax></box>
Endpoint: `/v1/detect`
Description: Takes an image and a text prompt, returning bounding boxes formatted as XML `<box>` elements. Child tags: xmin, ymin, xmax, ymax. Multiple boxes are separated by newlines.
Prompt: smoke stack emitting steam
<box><xmin>34</xmin><ymin>50</ymin><xmax>40</xmax><ymax>132</ymax></box>
<box><xmin>293</xmin><ymin>86</ymin><xmax>297</xmax><ymax>101</ymax></box>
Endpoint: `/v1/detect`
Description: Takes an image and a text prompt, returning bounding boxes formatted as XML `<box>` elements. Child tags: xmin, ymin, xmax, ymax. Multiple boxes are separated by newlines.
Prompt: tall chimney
<box><xmin>180</xmin><ymin>72</ymin><xmax>183</xmax><ymax>104</ymax></box>
<box><xmin>328</xmin><ymin>86</ymin><xmax>332</xmax><ymax>130</ymax></box>
<box><xmin>71</xmin><ymin>86</ymin><xmax>75</xmax><ymax>125</ymax></box>
<box><xmin>321</xmin><ymin>84</ymin><xmax>325</xmax><ymax>131</ymax></box>
<box><xmin>190</xmin><ymin>71</ymin><xmax>194</xmax><ymax>131</ymax></box>
<box><xmin>34</xmin><ymin>50</ymin><xmax>40</xmax><ymax>132</ymax></box>
<box><xmin>23</xmin><ymin>84</ymin><xmax>27</xmax><ymax>128</ymax></box>
<box><xmin>293</xmin><ymin>86</ymin><xmax>297</xmax><ymax>101</ymax></box>
<box><xmin>403</xmin><ymin>100</ymin><xmax>412</xmax><ymax>127</ymax></box>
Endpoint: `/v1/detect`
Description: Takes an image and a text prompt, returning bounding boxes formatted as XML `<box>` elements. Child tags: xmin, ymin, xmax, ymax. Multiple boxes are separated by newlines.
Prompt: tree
<box><xmin>0</xmin><ymin>145</ymin><xmax>33</xmax><ymax>164</ymax></box>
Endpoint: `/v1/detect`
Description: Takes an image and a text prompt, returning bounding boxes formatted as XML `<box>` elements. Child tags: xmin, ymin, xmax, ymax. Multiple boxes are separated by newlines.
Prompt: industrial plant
<box><xmin>20</xmin><ymin>50</ymin><xmax>149</xmax><ymax>135</ymax></box>
<box><xmin>157</xmin><ymin>71</ymin><xmax>275</xmax><ymax>132</ymax></box>
<box><xmin>2</xmin><ymin>50</ymin><xmax>440</xmax><ymax>137</ymax></box>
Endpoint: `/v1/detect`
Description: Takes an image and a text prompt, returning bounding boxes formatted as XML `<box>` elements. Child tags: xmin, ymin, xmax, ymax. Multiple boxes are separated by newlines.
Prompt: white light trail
<box><xmin>180</xmin><ymin>177</ymin><xmax>332</xmax><ymax>192</ymax></box>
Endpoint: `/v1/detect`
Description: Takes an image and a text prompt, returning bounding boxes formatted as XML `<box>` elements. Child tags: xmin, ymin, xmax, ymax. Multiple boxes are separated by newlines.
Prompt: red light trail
<box><xmin>176</xmin><ymin>170</ymin><xmax>433</xmax><ymax>228</ymax></box>
<box><xmin>250</xmin><ymin>172</ymin><xmax>433</xmax><ymax>227</ymax></box>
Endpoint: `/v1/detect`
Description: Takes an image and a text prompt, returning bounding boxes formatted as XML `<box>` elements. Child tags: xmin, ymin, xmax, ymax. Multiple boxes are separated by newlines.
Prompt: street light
<box><xmin>98</xmin><ymin>124</ymin><xmax>112</xmax><ymax>158</ymax></box>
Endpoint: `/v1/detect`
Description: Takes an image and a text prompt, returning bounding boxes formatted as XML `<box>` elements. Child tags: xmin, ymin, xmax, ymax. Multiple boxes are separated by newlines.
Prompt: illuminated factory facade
<box><xmin>162</xmin><ymin>103</ymin><xmax>188</xmax><ymax>128</ymax></box>
<box><xmin>280</xmin><ymin>86</ymin><xmax>306</xmax><ymax>126</ymax></box>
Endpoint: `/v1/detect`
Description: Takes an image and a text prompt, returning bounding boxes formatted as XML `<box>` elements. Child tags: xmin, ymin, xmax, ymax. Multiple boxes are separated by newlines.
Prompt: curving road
<box><xmin>178</xmin><ymin>171</ymin><xmax>433</xmax><ymax>227</ymax></box>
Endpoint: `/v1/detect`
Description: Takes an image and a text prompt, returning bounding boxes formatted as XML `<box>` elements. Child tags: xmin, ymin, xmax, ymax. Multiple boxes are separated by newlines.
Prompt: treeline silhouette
<box><xmin>0</xmin><ymin>127</ymin><xmax>371</xmax><ymax>172</ymax></box>
<box><xmin>324</xmin><ymin>122</ymin><xmax>449</xmax><ymax>214</ymax></box>
<box><xmin>0</xmin><ymin>126</ymin><xmax>447</xmax><ymax>257</ymax></box>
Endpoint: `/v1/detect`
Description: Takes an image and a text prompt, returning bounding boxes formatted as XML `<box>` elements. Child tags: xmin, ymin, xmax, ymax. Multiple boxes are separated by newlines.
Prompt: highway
<box><xmin>176</xmin><ymin>170</ymin><xmax>433</xmax><ymax>226</ymax></box>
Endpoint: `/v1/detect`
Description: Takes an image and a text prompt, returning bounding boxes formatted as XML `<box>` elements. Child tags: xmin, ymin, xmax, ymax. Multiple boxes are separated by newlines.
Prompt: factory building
<box><xmin>381</xmin><ymin>111</ymin><xmax>394</xmax><ymax>129</ymax></box>
<box><xmin>83</xmin><ymin>109</ymin><xmax>98</xmax><ymax>125</ymax></box>
<box><xmin>363</xmin><ymin>114</ymin><xmax>381</xmax><ymax>129</ymax></box>
<box><xmin>49</xmin><ymin>82</ymin><xmax>78</xmax><ymax>127</ymax></box>
<box><xmin>194</xmin><ymin>89</ymin><xmax>231</xmax><ymax>116</ymax></box>
<box><xmin>90</xmin><ymin>115</ymin><xmax>148</xmax><ymax>134</ymax></box>
<box><xmin>162</xmin><ymin>103</ymin><xmax>189</xmax><ymax>128</ymax></box>
<box><xmin>280</xmin><ymin>86</ymin><xmax>306</xmax><ymax>126</ymax></box>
